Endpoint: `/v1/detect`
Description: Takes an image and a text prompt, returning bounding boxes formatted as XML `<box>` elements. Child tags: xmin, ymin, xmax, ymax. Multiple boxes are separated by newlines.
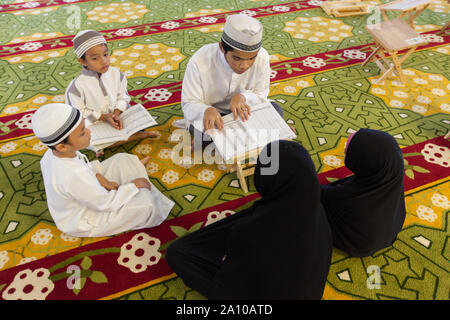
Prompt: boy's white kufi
<box><xmin>32</xmin><ymin>103</ymin><xmax>82</xmax><ymax>146</ymax></box>
<box><xmin>73</xmin><ymin>29</ymin><xmax>107</xmax><ymax>58</ymax></box>
<box><xmin>221</xmin><ymin>14</ymin><xmax>263</xmax><ymax>52</ymax></box>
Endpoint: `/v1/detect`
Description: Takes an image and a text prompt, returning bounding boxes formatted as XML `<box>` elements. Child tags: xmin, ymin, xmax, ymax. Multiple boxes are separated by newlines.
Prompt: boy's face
<box><xmin>219</xmin><ymin>42</ymin><xmax>259</xmax><ymax>74</ymax></box>
<box><xmin>64</xmin><ymin>119</ymin><xmax>91</xmax><ymax>152</ymax></box>
<box><xmin>78</xmin><ymin>44</ymin><xmax>110</xmax><ymax>74</ymax></box>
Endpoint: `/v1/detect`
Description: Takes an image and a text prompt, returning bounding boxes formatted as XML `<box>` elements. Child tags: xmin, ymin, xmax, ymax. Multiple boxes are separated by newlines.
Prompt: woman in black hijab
<box><xmin>165</xmin><ymin>140</ymin><xmax>332</xmax><ymax>299</ymax></box>
<box><xmin>320</xmin><ymin>128</ymin><xmax>406</xmax><ymax>257</ymax></box>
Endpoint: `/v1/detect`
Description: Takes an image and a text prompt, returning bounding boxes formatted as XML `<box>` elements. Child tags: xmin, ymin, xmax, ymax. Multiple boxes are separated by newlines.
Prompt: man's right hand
<box><xmin>203</xmin><ymin>107</ymin><xmax>224</xmax><ymax>131</ymax></box>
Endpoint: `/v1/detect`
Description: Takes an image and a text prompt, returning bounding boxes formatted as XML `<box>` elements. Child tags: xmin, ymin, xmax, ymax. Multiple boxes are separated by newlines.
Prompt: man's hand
<box><xmin>230</xmin><ymin>94</ymin><xmax>251</xmax><ymax>121</ymax></box>
<box><xmin>203</xmin><ymin>107</ymin><xmax>224</xmax><ymax>131</ymax></box>
<box><xmin>132</xmin><ymin>178</ymin><xmax>152</xmax><ymax>191</ymax></box>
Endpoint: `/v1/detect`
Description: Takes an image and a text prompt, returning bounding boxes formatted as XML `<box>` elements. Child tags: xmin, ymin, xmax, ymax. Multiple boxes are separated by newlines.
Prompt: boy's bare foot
<box><xmin>140</xmin><ymin>156</ymin><xmax>150</xmax><ymax>166</ymax></box>
<box><xmin>134</xmin><ymin>131</ymin><xmax>159</xmax><ymax>140</ymax></box>
<box><xmin>147</xmin><ymin>131</ymin><xmax>160</xmax><ymax>139</ymax></box>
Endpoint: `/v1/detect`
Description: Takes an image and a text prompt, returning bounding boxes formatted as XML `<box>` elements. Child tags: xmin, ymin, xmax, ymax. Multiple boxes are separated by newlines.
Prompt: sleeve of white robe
<box><xmin>66</xmin><ymin>80</ymin><xmax>102</xmax><ymax>123</ymax></box>
<box><xmin>240</xmin><ymin>50</ymin><xmax>271</xmax><ymax>105</ymax></box>
<box><xmin>66</xmin><ymin>166</ymin><xmax>140</xmax><ymax>214</ymax></box>
<box><xmin>181</xmin><ymin>61</ymin><xmax>212</xmax><ymax>124</ymax></box>
<box><xmin>115</xmin><ymin>70</ymin><xmax>130</xmax><ymax>112</ymax></box>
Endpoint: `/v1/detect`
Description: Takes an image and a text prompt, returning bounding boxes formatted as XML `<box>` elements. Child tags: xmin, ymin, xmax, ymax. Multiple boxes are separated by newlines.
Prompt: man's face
<box><xmin>220</xmin><ymin>43</ymin><xmax>259</xmax><ymax>74</ymax></box>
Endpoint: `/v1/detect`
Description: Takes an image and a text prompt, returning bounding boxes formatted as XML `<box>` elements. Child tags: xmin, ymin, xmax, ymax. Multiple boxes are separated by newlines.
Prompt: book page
<box><xmin>242</xmin><ymin>103</ymin><xmax>295</xmax><ymax>143</ymax></box>
<box><xmin>122</xmin><ymin>104</ymin><xmax>158</xmax><ymax>136</ymax></box>
<box><xmin>89</xmin><ymin>121</ymin><xmax>126</xmax><ymax>146</ymax></box>
<box><xmin>209</xmin><ymin>102</ymin><xmax>296</xmax><ymax>161</ymax></box>
<box><xmin>88</xmin><ymin>104</ymin><xmax>158</xmax><ymax>148</ymax></box>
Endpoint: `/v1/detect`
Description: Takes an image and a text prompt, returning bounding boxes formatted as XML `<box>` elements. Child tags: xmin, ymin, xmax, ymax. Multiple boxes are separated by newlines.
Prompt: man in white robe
<box><xmin>32</xmin><ymin>103</ymin><xmax>174</xmax><ymax>238</ymax></box>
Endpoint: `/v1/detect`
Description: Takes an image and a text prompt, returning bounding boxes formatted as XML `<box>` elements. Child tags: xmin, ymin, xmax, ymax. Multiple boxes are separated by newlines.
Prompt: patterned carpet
<box><xmin>0</xmin><ymin>0</ymin><xmax>449</xmax><ymax>300</ymax></box>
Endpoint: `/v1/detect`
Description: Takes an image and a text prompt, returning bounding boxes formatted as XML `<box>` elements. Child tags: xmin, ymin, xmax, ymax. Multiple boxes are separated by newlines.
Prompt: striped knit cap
<box><xmin>32</xmin><ymin>103</ymin><xmax>82</xmax><ymax>146</ymax></box>
<box><xmin>73</xmin><ymin>30</ymin><xmax>107</xmax><ymax>58</ymax></box>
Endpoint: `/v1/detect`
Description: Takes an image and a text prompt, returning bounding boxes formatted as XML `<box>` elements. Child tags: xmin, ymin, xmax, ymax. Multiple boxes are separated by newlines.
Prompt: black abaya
<box><xmin>320</xmin><ymin>128</ymin><xmax>407</xmax><ymax>257</ymax></box>
<box><xmin>166</xmin><ymin>140</ymin><xmax>333</xmax><ymax>299</ymax></box>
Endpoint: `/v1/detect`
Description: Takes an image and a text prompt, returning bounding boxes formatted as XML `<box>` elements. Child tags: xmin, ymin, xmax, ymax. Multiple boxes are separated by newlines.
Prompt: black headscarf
<box><xmin>320</xmin><ymin>129</ymin><xmax>406</xmax><ymax>257</ymax></box>
<box><xmin>214</xmin><ymin>140</ymin><xmax>332</xmax><ymax>299</ymax></box>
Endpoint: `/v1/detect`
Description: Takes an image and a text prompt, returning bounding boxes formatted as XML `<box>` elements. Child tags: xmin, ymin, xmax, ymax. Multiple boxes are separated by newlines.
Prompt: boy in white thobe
<box><xmin>32</xmin><ymin>103</ymin><xmax>174</xmax><ymax>238</ymax></box>
<box><xmin>181</xmin><ymin>14</ymin><xmax>283</xmax><ymax>146</ymax></box>
<box><xmin>65</xmin><ymin>30</ymin><xmax>156</xmax><ymax>154</ymax></box>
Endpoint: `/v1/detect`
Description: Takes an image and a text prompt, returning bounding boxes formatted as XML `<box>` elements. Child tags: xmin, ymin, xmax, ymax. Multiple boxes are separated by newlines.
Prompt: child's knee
<box><xmin>113</xmin><ymin>152</ymin><xmax>135</xmax><ymax>162</ymax></box>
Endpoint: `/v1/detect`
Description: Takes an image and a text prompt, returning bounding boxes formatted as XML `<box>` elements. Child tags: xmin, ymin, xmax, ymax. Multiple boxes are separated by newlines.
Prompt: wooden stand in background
<box><xmin>321</xmin><ymin>0</ymin><xmax>369</xmax><ymax>17</ymax></box>
<box><xmin>362</xmin><ymin>19</ymin><xmax>428</xmax><ymax>84</ymax></box>
<box><xmin>379</xmin><ymin>0</ymin><xmax>433</xmax><ymax>28</ymax></box>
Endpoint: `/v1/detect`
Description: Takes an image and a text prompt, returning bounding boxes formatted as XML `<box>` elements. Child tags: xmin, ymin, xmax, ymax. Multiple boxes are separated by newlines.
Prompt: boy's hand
<box><xmin>132</xmin><ymin>178</ymin><xmax>152</xmax><ymax>191</ymax></box>
<box><xmin>230</xmin><ymin>94</ymin><xmax>250</xmax><ymax>122</ymax></box>
<box><xmin>100</xmin><ymin>113</ymin><xmax>121</xmax><ymax>130</ymax></box>
<box><xmin>96</xmin><ymin>174</ymin><xmax>119</xmax><ymax>191</ymax></box>
<box><xmin>104</xmin><ymin>180</ymin><xmax>119</xmax><ymax>190</ymax></box>
<box><xmin>113</xmin><ymin>109</ymin><xmax>123</xmax><ymax>130</ymax></box>
<box><xmin>203</xmin><ymin>107</ymin><xmax>223</xmax><ymax>131</ymax></box>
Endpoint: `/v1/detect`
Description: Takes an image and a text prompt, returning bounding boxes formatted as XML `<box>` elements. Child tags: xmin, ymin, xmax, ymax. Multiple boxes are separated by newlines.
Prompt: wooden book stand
<box><xmin>321</xmin><ymin>0</ymin><xmax>369</xmax><ymax>17</ymax></box>
<box><xmin>379</xmin><ymin>0</ymin><xmax>433</xmax><ymax>28</ymax></box>
<box><xmin>362</xmin><ymin>19</ymin><xmax>428</xmax><ymax>84</ymax></box>
<box><xmin>225</xmin><ymin>147</ymin><xmax>262</xmax><ymax>194</ymax></box>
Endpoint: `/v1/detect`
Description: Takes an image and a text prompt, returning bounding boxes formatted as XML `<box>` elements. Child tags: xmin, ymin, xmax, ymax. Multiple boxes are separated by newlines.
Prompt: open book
<box><xmin>208</xmin><ymin>102</ymin><xmax>297</xmax><ymax>162</ymax></box>
<box><xmin>88</xmin><ymin>104</ymin><xmax>158</xmax><ymax>152</ymax></box>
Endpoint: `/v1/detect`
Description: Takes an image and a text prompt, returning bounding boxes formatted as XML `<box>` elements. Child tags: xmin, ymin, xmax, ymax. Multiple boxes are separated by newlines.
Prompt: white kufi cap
<box><xmin>222</xmin><ymin>14</ymin><xmax>263</xmax><ymax>52</ymax></box>
<box><xmin>32</xmin><ymin>103</ymin><xmax>82</xmax><ymax>146</ymax></box>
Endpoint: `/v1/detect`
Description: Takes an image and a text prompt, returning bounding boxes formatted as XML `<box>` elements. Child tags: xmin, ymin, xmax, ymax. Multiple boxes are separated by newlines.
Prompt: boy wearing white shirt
<box><xmin>32</xmin><ymin>103</ymin><xmax>174</xmax><ymax>238</ymax></box>
<box><xmin>66</xmin><ymin>30</ymin><xmax>156</xmax><ymax>155</ymax></box>
<box><xmin>181</xmin><ymin>14</ymin><xmax>283</xmax><ymax>146</ymax></box>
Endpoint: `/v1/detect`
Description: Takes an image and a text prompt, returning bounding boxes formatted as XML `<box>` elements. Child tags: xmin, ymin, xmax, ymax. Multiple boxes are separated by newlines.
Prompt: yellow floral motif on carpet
<box><xmin>0</xmin><ymin>222</ymin><xmax>106</xmax><ymax>271</ymax></box>
<box><xmin>369</xmin><ymin>68</ymin><xmax>449</xmax><ymax>116</ymax></box>
<box><xmin>185</xmin><ymin>8</ymin><xmax>229</xmax><ymax>34</ymax></box>
<box><xmin>185</xmin><ymin>8</ymin><xmax>228</xmax><ymax>18</ymax></box>
<box><xmin>428</xmin><ymin>0</ymin><xmax>450</xmax><ymax>13</ymax></box>
<box><xmin>283</xmin><ymin>16</ymin><xmax>353</xmax><ymax>43</ymax></box>
<box><xmin>9</xmin><ymin>6</ymin><xmax>57</xmax><ymax>16</ymax></box>
<box><xmin>87</xmin><ymin>2</ymin><xmax>149</xmax><ymax>24</ymax></box>
<box><xmin>194</xmin><ymin>23</ymin><xmax>225</xmax><ymax>34</ymax></box>
<box><xmin>110</xmin><ymin>43</ymin><xmax>185</xmax><ymax>79</ymax></box>
<box><xmin>404</xmin><ymin>181</ymin><xmax>449</xmax><ymax>229</ymax></box>
<box><xmin>1</xmin><ymin>94</ymin><xmax>65</xmax><ymax>117</ymax></box>
<box><xmin>2</xmin><ymin>48</ymin><xmax>70</xmax><ymax>65</ymax></box>
<box><xmin>7</xmin><ymin>32</ymin><xmax>66</xmax><ymax>45</ymax></box>
<box><xmin>432</xmin><ymin>43</ymin><xmax>450</xmax><ymax>55</ymax></box>
<box><xmin>0</xmin><ymin>136</ymin><xmax>47</xmax><ymax>157</ymax></box>
<box><xmin>318</xmin><ymin>137</ymin><xmax>348</xmax><ymax>173</ymax></box>
<box><xmin>270</xmin><ymin>75</ymin><xmax>315</xmax><ymax>97</ymax></box>
<box><xmin>414</xmin><ymin>24</ymin><xmax>442</xmax><ymax>33</ymax></box>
